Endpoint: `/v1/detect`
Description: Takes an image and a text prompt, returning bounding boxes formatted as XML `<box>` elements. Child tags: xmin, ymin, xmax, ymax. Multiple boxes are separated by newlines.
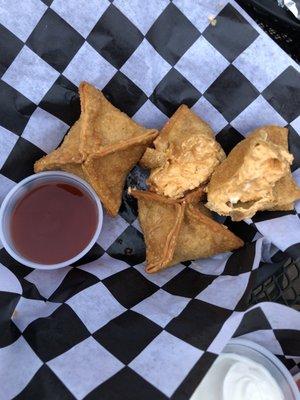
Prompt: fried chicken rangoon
<box><xmin>34</xmin><ymin>82</ymin><xmax>158</xmax><ymax>216</ymax></box>
<box><xmin>131</xmin><ymin>188</ymin><xmax>243</xmax><ymax>273</ymax></box>
<box><xmin>140</xmin><ymin>105</ymin><xmax>225</xmax><ymax>199</ymax></box>
<box><xmin>206</xmin><ymin>126</ymin><xmax>300</xmax><ymax>221</ymax></box>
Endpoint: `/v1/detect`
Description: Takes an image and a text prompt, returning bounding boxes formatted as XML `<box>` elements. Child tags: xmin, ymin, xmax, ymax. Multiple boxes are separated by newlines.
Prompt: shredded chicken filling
<box><xmin>148</xmin><ymin>135</ymin><xmax>225</xmax><ymax>199</ymax></box>
<box><xmin>212</xmin><ymin>140</ymin><xmax>293</xmax><ymax>212</ymax></box>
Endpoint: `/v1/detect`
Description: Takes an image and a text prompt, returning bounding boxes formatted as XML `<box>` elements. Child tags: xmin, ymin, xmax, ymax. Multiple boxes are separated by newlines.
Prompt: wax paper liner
<box><xmin>0</xmin><ymin>1</ymin><xmax>299</xmax><ymax>399</ymax></box>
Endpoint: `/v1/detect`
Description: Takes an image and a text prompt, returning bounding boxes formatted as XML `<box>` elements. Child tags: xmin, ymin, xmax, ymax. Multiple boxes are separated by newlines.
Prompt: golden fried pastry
<box><xmin>34</xmin><ymin>82</ymin><xmax>158</xmax><ymax>216</ymax></box>
<box><xmin>79</xmin><ymin>82</ymin><xmax>155</xmax><ymax>156</ymax></box>
<box><xmin>131</xmin><ymin>189</ymin><xmax>243</xmax><ymax>273</ymax></box>
<box><xmin>140</xmin><ymin>105</ymin><xmax>225</xmax><ymax>199</ymax></box>
<box><xmin>83</xmin><ymin>131</ymin><xmax>160</xmax><ymax>216</ymax></box>
<box><xmin>34</xmin><ymin>119</ymin><xmax>85</xmax><ymax>178</ymax></box>
<box><xmin>206</xmin><ymin>126</ymin><xmax>300</xmax><ymax>221</ymax></box>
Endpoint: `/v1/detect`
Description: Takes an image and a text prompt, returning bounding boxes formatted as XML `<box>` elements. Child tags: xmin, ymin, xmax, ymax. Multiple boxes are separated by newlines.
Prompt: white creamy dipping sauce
<box><xmin>190</xmin><ymin>353</ymin><xmax>284</xmax><ymax>400</ymax></box>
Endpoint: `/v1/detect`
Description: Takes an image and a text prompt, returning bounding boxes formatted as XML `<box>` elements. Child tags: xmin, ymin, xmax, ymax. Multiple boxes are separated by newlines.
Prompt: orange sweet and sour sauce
<box><xmin>11</xmin><ymin>182</ymin><xmax>97</xmax><ymax>265</ymax></box>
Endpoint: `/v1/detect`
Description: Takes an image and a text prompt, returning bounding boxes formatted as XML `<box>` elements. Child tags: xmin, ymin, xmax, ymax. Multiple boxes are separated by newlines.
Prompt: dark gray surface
<box><xmin>237</xmin><ymin>0</ymin><xmax>300</xmax><ymax>63</ymax></box>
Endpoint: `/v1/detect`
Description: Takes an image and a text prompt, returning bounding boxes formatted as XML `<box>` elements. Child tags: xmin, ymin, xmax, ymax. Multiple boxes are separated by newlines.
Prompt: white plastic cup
<box><xmin>190</xmin><ymin>338</ymin><xmax>299</xmax><ymax>400</ymax></box>
<box><xmin>0</xmin><ymin>171</ymin><xmax>103</xmax><ymax>270</ymax></box>
<box><xmin>223</xmin><ymin>339</ymin><xmax>299</xmax><ymax>399</ymax></box>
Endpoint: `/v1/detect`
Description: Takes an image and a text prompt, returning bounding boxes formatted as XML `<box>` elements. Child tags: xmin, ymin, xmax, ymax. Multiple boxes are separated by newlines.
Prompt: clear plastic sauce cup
<box><xmin>0</xmin><ymin>171</ymin><xmax>103</xmax><ymax>270</ymax></box>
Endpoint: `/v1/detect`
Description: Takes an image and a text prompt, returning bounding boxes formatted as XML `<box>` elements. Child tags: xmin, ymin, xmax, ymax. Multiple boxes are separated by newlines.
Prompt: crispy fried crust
<box><xmin>34</xmin><ymin>120</ymin><xmax>84</xmax><ymax>174</ymax></box>
<box><xmin>271</xmin><ymin>175</ymin><xmax>300</xmax><ymax>210</ymax></box>
<box><xmin>34</xmin><ymin>82</ymin><xmax>158</xmax><ymax>216</ymax></box>
<box><xmin>140</xmin><ymin>104</ymin><xmax>217</xmax><ymax>169</ymax></box>
<box><xmin>209</xmin><ymin>125</ymin><xmax>289</xmax><ymax>187</ymax></box>
<box><xmin>266</xmin><ymin>127</ymin><xmax>300</xmax><ymax>208</ymax></box>
<box><xmin>79</xmin><ymin>82</ymin><xmax>152</xmax><ymax>156</ymax></box>
<box><xmin>206</xmin><ymin>125</ymin><xmax>300</xmax><ymax>221</ymax></box>
<box><xmin>158</xmin><ymin>104</ymin><xmax>214</xmax><ymax>143</ymax></box>
<box><xmin>182</xmin><ymin>187</ymin><xmax>205</xmax><ymax>204</ymax></box>
<box><xmin>139</xmin><ymin>147</ymin><xmax>166</xmax><ymax>169</ymax></box>
<box><xmin>83</xmin><ymin>131</ymin><xmax>158</xmax><ymax>216</ymax></box>
<box><xmin>131</xmin><ymin>189</ymin><xmax>243</xmax><ymax>273</ymax></box>
<box><xmin>171</xmin><ymin>205</ymin><xmax>244</xmax><ymax>266</ymax></box>
<box><xmin>206</xmin><ymin>130</ymin><xmax>263</xmax><ymax>191</ymax></box>
<box><xmin>131</xmin><ymin>190</ymin><xmax>185</xmax><ymax>272</ymax></box>
<box><xmin>140</xmin><ymin>105</ymin><xmax>225</xmax><ymax>199</ymax></box>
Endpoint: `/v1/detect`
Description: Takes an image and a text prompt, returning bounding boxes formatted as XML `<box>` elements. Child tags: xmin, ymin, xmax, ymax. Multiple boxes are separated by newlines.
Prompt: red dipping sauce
<box><xmin>10</xmin><ymin>182</ymin><xmax>98</xmax><ymax>265</ymax></box>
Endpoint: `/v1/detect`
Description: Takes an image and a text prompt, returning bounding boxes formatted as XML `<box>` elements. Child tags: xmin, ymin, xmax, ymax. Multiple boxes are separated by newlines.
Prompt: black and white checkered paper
<box><xmin>0</xmin><ymin>1</ymin><xmax>300</xmax><ymax>399</ymax></box>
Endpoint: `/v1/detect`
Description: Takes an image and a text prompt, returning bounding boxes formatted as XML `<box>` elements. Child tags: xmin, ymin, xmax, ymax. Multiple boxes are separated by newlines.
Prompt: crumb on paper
<box><xmin>12</xmin><ymin>310</ymin><xmax>18</xmax><ymax>318</ymax></box>
<box><xmin>208</xmin><ymin>15</ymin><xmax>217</xmax><ymax>26</ymax></box>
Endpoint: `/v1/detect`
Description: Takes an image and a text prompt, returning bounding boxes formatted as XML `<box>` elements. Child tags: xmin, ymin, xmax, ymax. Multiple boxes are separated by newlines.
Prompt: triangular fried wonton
<box><xmin>34</xmin><ymin>82</ymin><xmax>158</xmax><ymax>216</ymax></box>
<box><xmin>79</xmin><ymin>82</ymin><xmax>153</xmax><ymax>156</ymax></box>
<box><xmin>83</xmin><ymin>131</ymin><xmax>159</xmax><ymax>216</ymax></box>
<box><xmin>131</xmin><ymin>189</ymin><xmax>243</xmax><ymax>273</ymax></box>
<box><xmin>140</xmin><ymin>105</ymin><xmax>225</xmax><ymax>199</ymax></box>
<box><xmin>206</xmin><ymin>125</ymin><xmax>300</xmax><ymax>221</ymax></box>
<box><xmin>34</xmin><ymin>120</ymin><xmax>85</xmax><ymax>179</ymax></box>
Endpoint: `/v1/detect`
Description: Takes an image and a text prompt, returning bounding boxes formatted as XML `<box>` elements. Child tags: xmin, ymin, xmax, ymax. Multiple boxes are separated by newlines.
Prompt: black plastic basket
<box><xmin>250</xmin><ymin>257</ymin><xmax>300</xmax><ymax>310</ymax></box>
<box><xmin>236</xmin><ymin>0</ymin><xmax>300</xmax><ymax>310</ymax></box>
<box><xmin>237</xmin><ymin>0</ymin><xmax>300</xmax><ymax>63</ymax></box>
